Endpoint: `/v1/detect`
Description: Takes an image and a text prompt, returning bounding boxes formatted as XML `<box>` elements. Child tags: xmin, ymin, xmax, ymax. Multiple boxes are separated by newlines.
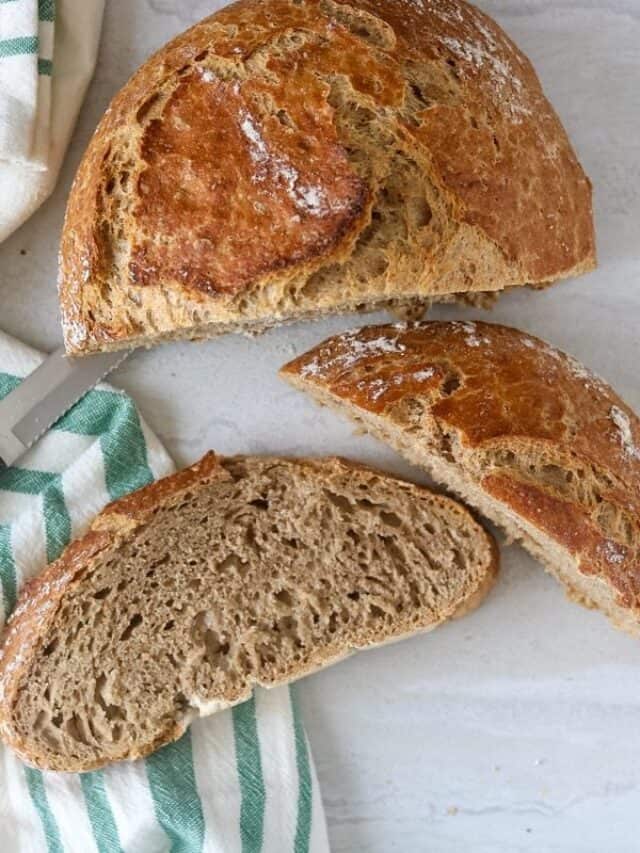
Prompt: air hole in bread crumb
<box><xmin>347</xmin><ymin>591</ymin><xmax>360</xmax><ymax>601</ymax></box>
<box><xmin>42</xmin><ymin>637</ymin><xmax>59</xmax><ymax>657</ymax></box>
<box><xmin>194</xmin><ymin>50</ymin><xmax>209</xmax><ymax>61</ymax></box>
<box><xmin>66</xmin><ymin>715</ymin><xmax>90</xmax><ymax>746</ymax></box>
<box><xmin>324</xmin><ymin>490</ymin><xmax>352</xmax><ymax>512</ymax></box>
<box><xmin>120</xmin><ymin>613</ymin><xmax>143</xmax><ymax>641</ymax></box>
<box><xmin>93</xmin><ymin>587</ymin><xmax>111</xmax><ymax>600</ymax></box>
<box><xmin>249</xmin><ymin>498</ymin><xmax>269</xmax><ymax>510</ymax></box>
<box><xmin>275</xmin><ymin>589</ymin><xmax>293</xmax><ymax>606</ymax></box>
<box><xmin>218</xmin><ymin>553</ymin><xmax>245</xmax><ymax>572</ymax></box>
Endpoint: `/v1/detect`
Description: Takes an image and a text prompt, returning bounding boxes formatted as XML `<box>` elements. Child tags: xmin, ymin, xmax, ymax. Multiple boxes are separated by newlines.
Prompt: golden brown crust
<box><xmin>59</xmin><ymin>0</ymin><xmax>595</xmax><ymax>354</ymax></box>
<box><xmin>281</xmin><ymin>321</ymin><xmax>640</xmax><ymax>614</ymax></box>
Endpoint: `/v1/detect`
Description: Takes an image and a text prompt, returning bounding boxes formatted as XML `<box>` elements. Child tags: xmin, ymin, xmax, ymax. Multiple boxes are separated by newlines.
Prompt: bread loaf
<box><xmin>59</xmin><ymin>0</ymin><xmax>595</xmax><ymax>355</ymax></box>
<box><xmin>0</xmin><ymin>453</ymin><xmax>497</xmax><ymax>771</ymax></box>
<box><xmin>282</xmin><ymin>322</ymin><xmax>640</xmax><ymax>635</ymax></box>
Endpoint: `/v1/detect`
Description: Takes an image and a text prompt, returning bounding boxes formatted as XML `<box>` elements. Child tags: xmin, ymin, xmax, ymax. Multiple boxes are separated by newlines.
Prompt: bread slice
<box><xmin>59</xmin><ymin>0</ymin><xmax>595</xmax><ymax>355</ymax></box>
<box><xmin>0</xmin><ymin>453</ymin><xmax>497</xmax><ymax>772</ymax></box>
<box><xmin>282</xmin><ymin>321</ymin><xmax>640</xmax><ymax>635</ymax></box>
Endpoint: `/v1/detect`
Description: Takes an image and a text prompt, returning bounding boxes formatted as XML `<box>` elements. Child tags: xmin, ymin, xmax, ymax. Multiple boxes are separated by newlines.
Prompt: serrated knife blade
<box><xmin>0</xmin><ymin>347</ymin><xmax>131</xmax><ymax>468</ymax></box>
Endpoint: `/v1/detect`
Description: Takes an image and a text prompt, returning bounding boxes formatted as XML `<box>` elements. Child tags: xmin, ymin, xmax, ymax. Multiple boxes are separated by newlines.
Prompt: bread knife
<box><xmin>0</xmin><ymin>347</ymin><xmax>130</xmax><ymax>469</ymax></box>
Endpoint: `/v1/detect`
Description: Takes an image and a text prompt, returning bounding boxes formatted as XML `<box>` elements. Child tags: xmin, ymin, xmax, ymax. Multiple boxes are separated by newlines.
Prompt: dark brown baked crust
<box><xmin>59</xmin><ymin>0</ymin><xmax>595</xmax><ymax>353</ymax></box>
<box><xmin>281</xmin><ymin>322</ymin><xmax>640</xmax><ymax>609</ymax></box>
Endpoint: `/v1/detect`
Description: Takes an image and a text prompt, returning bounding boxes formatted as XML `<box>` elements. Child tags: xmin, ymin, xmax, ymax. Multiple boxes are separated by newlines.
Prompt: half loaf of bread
<box><xmin>59</xmin><ymin>0</ymin><xmax>595</xmax><ymax>354</ymax></box>
<box><xmin>0</xmin><ymin>453</ymin><xmax>497</xmax><ymax>772</ymax></box>
<box><xmin>282</xmin><ymin>322</ymin><xmax>640</xmax><ymax>635</ymax></box>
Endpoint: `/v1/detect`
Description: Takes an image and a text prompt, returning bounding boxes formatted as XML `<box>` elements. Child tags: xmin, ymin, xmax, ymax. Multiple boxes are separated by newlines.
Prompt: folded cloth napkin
<box><xmin>0</xmin><ymin>0</ymin><xmax>104</xmax><ymax>242</ymax></box>
<box><xmin>0</xmin><ymin>331</ymin><xmax>330</xmax><ymax>853</ymax></box>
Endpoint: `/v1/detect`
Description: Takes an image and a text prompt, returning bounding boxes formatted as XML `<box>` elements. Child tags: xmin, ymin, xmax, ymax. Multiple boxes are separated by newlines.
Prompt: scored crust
<box><xmin>59</xmin><ymin>0</ymin><xmax>595</xmax><ymax>354</ymax></box>
<box><xmin>0</xmin><ymin>452</ymin><xmax>497</xmax><ymax>771</ymax></box>
<box><xmin>281</xmin><ymin>321</ymin><xmax>640</xmax><ymax>633</ymax></box>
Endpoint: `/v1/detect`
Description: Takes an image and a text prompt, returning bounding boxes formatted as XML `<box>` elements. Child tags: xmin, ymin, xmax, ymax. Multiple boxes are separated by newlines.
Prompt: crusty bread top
<box><xmin>59</xmin><ymin>0</ymin><xmax>594</xmax><ymax>354</ymax></box>
<box><xmin>0</xmin><ymin>452</ymin><xmax>497</xmax><ymax>771</ymax></box>
<box><xmin>281</xmin><ymin>322</ymin><xmax>640</xmax><ymax>608</ymax></box>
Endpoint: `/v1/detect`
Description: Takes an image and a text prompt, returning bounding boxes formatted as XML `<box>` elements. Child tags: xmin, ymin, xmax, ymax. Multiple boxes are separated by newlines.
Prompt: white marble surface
<box><xmin>1</xmin><ymin>1</ymin><xmax>639</xmax><ymax>850</ymax></box>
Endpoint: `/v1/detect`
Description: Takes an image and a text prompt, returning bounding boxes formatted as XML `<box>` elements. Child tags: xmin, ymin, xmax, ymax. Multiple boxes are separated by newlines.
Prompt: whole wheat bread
<box><xmin>282</xmin><ymin>321</ymin><xmax>640</xmax><ymax>636</ymax></box>
<box><xmin>0</xmin><ymin>453</ymin><xmax>497</xmax><ymax>772</ymax></box>
<box><xmin>59</xmin><ymin>0</ymin><xmax>594</xmax><ymax>355</ymax></box>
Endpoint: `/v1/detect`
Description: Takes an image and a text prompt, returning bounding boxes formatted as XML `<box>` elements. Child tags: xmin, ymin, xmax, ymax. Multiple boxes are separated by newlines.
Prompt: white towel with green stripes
<box><xmin>0</xmin><ymin>0</ymin><xmax>104</xmax><ymax>241</ymax></box>
<box><xmin>0</xmin><ymin>331</ymin><xmax>330</xmax><ymax>853</ymax></box>
<box><xmin>0</xmin><ymin>0</ymin><xmax>55</xmax><ymax>167</ymax></box>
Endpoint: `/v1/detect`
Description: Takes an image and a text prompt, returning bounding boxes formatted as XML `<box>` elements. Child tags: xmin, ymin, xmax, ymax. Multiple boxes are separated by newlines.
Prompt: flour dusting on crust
<box><xmin>610</xmin><ymin>406</ymin><xmax>640</xmax><ymax>461</ymax></box>
<box><xmin>355</xmin><ymin>366</ymin><xmax>436</xmax><ymax>401</ymax></box>
<box><xmin>300</xmin><ymin>329</ymin><xmax>408</xmax><ymax>378</ymax></box>
<box><xmin>600</xmin><ymin>539</ymin><xmax>627</xmax><ymax>566</ymax></box>
<box><xmin>440</xmin><ymin>16</ymin><xmax>531</xmax><ymax>123</ymax></box>
<box><xmin>452</xmin><ymin>321</ymin><xmax>488</xmax><ymax>348</ymax></box>
<box><xmin>239</xmin><ymin>109</ymin><xmax>331</xmax><ymax>217</ymax></box>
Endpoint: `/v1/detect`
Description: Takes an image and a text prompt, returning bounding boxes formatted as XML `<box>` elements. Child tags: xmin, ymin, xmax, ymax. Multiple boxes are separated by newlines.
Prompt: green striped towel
<box><xmin>0</xmin><ymin>0</ymin><xmax>56</xmax><ymax>168</ymax></box>
<box><xmin>0</xmin><ymin>330</ymin><xmax>329</xmax><ymax>853</ymax></box>
<box><xmin>0</xmin><ymin>0</ymin><xmax>104</xmax><ymax>241</ymax></box>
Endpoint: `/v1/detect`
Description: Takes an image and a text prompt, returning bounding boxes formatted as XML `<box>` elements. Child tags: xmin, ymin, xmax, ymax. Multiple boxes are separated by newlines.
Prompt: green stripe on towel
<box><xmin>42</xmin><ymin>474</ymin><xmax>71</xmax><ymax>563</ymax></box>
<box><xmin>0</xmin><ymin>36</ymin><xmax>39</xmax><ymax>59</ymax></box>
<box><xmin>80</xmin><ymin>771</ymin><xmax>124</xmax><ymax>853</ymax></box>
<box><xmin>292</xmin><ymin>689</ymin><xmax>312</xmax><ymax>853</ymax></box>
<box><xmin>24</xmin><ymin>767</ymin><xmax>64</xmax><ymax>853</ymax></box>
<box><xmin>233</xmin><ymin>697</ymin><xmax>266</xmax><ymax>853</ymax></box>
<box><xmin>38</xmin><ymin>0</ymin><xmax>55</xmax><ymax>22</ymax></box>
<box><xmin>0</xmin><ymin>373</ymin><xmax>20</xmax><ymax>399</ymax></box>
<box><xmin>0</xmin><ymin>467</ymin><xmax>57</xmax><ymax>495</ymax></box>
<box><xmin>146</xmin><ymin>730</ymin><xmax>206</xmax><ymax>853</ymax></box>
<box><xmin>56</xmin><ymin>389</ymin><xmax>154</xmax><ymax>497</ymax></box>
<box><xmin>0</xmin><ymin>524</ymin><xmax>17</xmax><ymax>614</ymax></box>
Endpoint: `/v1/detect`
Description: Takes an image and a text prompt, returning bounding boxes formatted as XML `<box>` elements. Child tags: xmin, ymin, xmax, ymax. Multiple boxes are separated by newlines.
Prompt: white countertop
<box><xmin>1</xmin><ymin>1</ymin><xmax>639</xmax><ymax>850</ymax></box>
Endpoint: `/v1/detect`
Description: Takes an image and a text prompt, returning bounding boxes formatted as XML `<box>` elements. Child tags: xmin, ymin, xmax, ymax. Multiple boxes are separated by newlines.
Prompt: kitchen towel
<box><xmin>0</xmin><ymin>330</ymin><xmax>330</xmax><ymax>853</ymax></box>
<box><xmin>0</xmin><ymin>0</ymin><xmax>104</xmax><ymax>242</ymax></box>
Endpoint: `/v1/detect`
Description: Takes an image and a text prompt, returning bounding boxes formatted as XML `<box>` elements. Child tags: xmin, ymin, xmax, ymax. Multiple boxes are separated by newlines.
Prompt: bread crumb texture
<box><xmin>0</xmin><ymin>454</ymin><xmax>497</xmax><ymax>771</ymax></box>
<box><xmin>282</xmin><ymin>322</ymin><xmax>640</xmax><ymax>633</ymax></box>
<box><xmin>59</xmin><ymin>0</ymin><xmax>595</xmax><ymax>353</ymax></box>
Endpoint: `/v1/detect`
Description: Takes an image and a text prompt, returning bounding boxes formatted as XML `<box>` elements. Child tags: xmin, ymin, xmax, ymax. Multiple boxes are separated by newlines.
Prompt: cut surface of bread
<box><xmin>282</xmin><ymin>322</ymin><xmax>640</xmax><ymax>635</ymax></box>
<box><xmin>0</xmin><ymin>453</ymin><xmax>497</xmax><ymax>772</ymax></box>
<box><xmin>59</xmin><ymin>0</ymin><xmax>595</xmax><ymax>354</ymax></box>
